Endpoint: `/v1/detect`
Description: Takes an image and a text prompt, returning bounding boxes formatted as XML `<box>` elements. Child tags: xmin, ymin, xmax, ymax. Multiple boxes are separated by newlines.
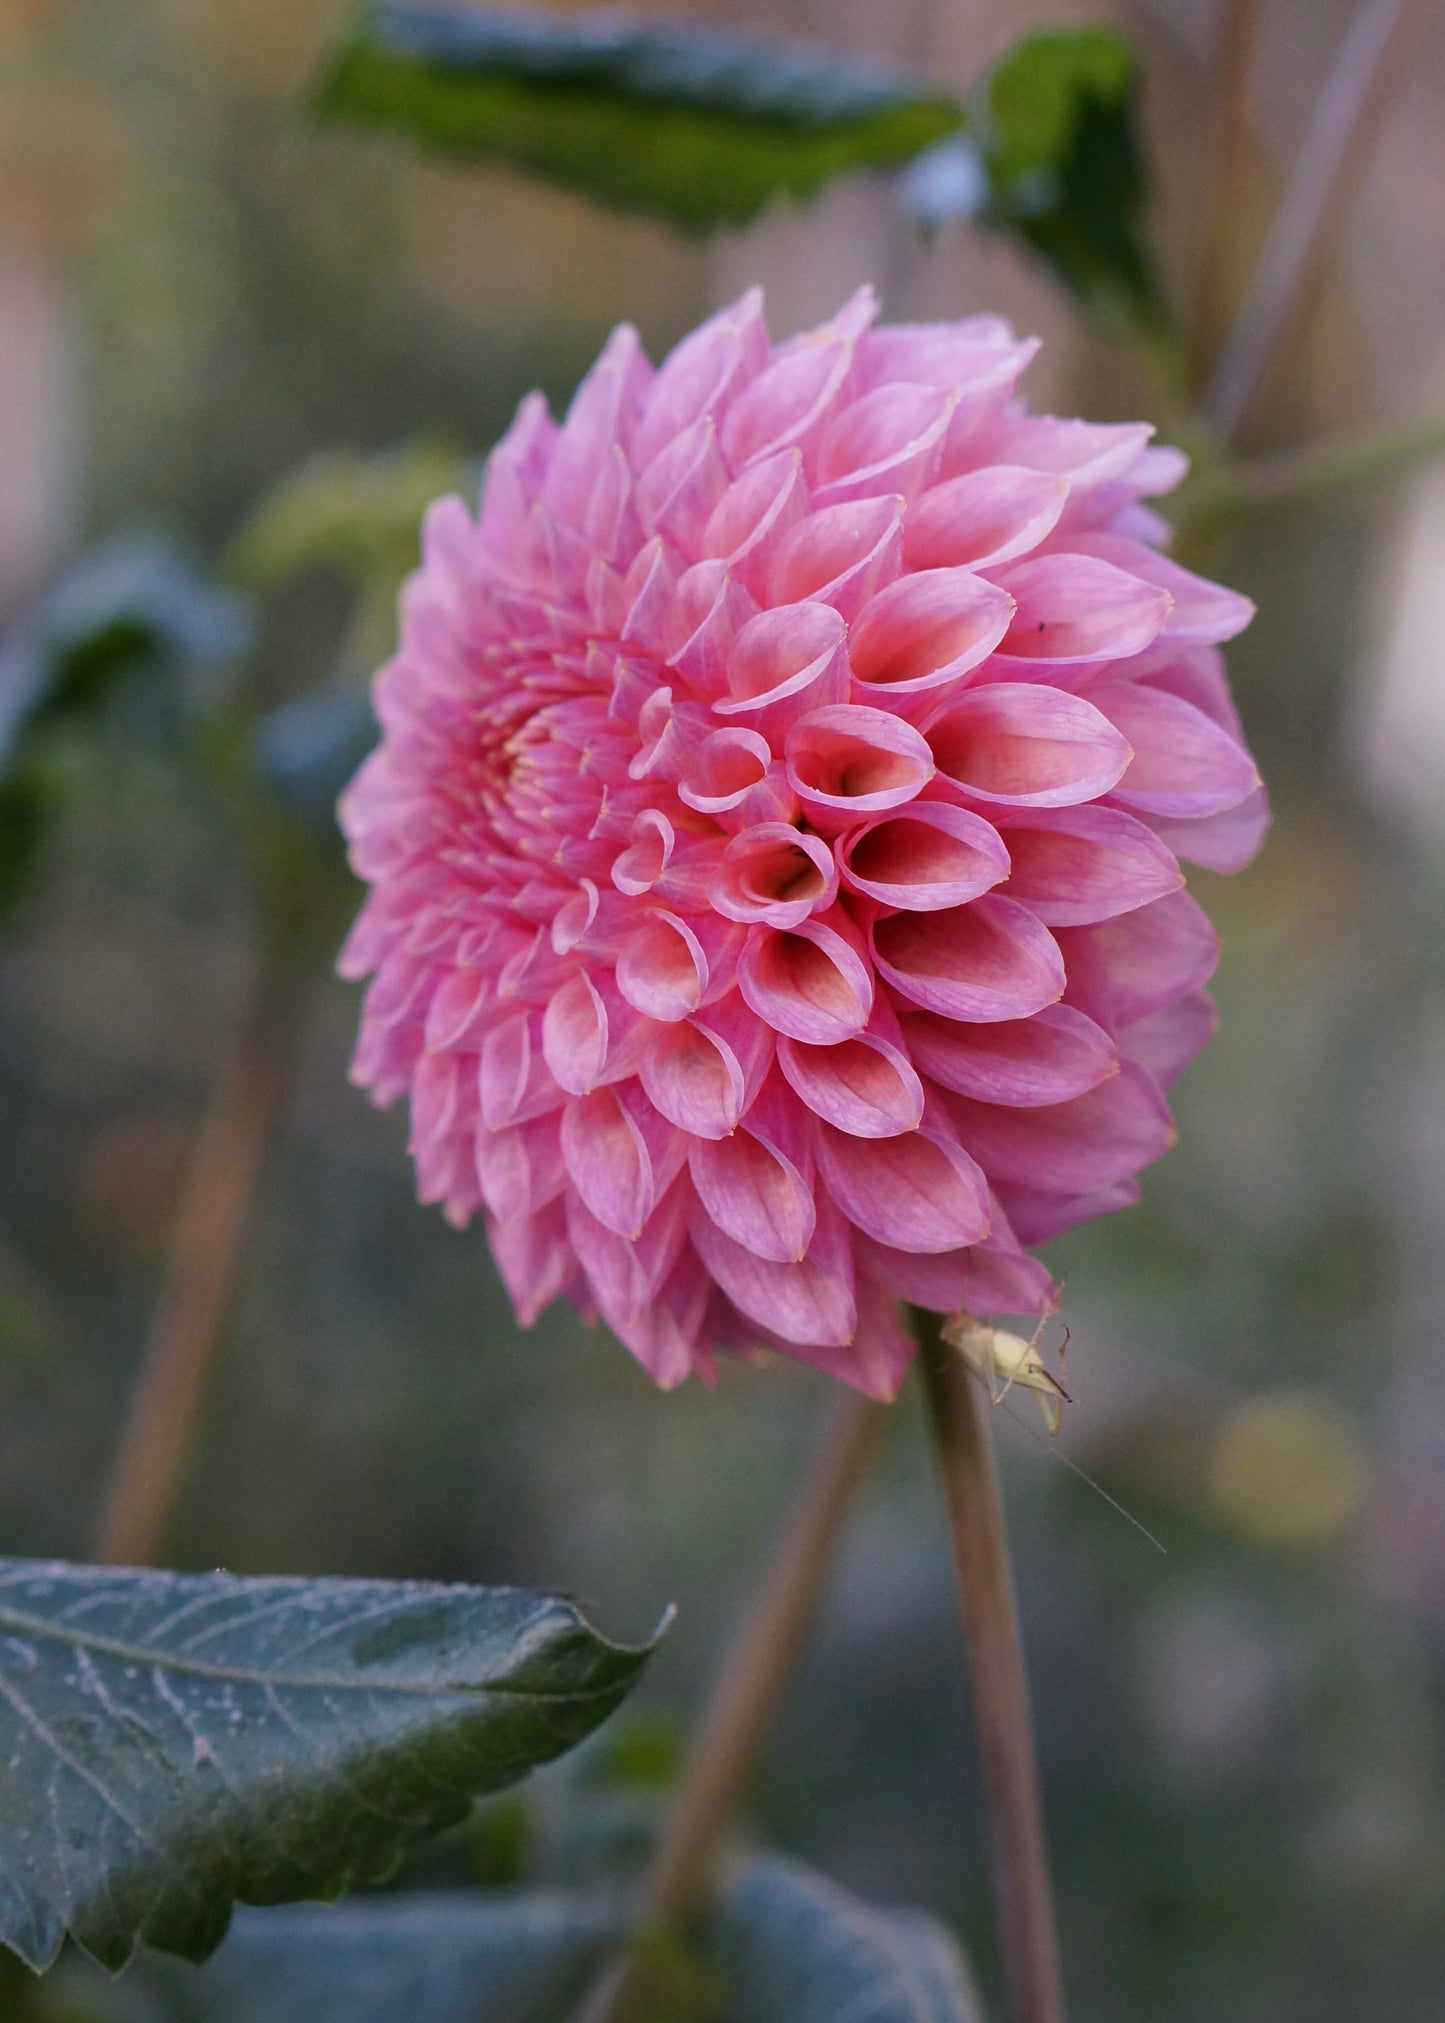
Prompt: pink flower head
<box><xmin>339</xmin><ymin>288</ymin><xmax>1265</xmax><ymax>1399</ymax></box>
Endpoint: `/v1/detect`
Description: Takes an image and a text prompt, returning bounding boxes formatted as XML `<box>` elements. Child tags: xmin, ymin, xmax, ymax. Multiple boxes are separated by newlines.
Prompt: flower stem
<box><xmin>915</xmin><ymin>1312</ymin><xmax>1066</xmax><ymax>2023</ymax></box>
<box><xmin>1204</xmin><ymin>0</ymin><xmax>1430</xmax><ymax>442</ymax></box>
<box><xmin>577</xmin><ymin>1386</ymin><xmax>886</xmax><ymax>2023</ymax></box>
<box><xmin>93</xmin><ymin>950</ymin><xmax>301</xmax><ymax>1566</ymax></box>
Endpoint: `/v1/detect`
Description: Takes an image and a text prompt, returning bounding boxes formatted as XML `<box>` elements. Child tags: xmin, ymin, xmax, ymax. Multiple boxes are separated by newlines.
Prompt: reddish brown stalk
<box><xmin>916</xmin><ymin>1313</ymin><xmax>1066</xmax><ymax>2023</ymax></box>
<box><xmin>1193</xmin><ymin>0</ymin><xmax>1265</xmax><ymax>378</ymax></box>
<box><xmin>1205</xmin><ymin>0</ymin><xmax>1431</xmax><ymax>442</ymax></box>
<box><xmin>578</xmin><ymin>1386</ymin><xmax>886</xmax><ymax>2023</ymax></box>
<box><xmin>94</xmin><ymin>954</ymin><xmax>301</xmax><ymax>1566</ymax></box>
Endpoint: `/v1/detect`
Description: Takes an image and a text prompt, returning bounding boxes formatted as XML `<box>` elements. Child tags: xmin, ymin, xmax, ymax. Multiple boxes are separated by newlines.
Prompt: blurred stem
<box><xmin>1193</xmin><ymin>0</ymin><xmax>1263</xmax><ymax>380</ymax></box>
<box><xmin>914</xmin><ymin>1309</ymin><xmax>1066</xmax><ymax>2023</ymax></box>
<box><xmin>93</xmin><ymin>929</ymin><xmax>303</xmax><ymax>1567</ymax></box>
<box><xmin>1204</xmin><ymin>0</ymin><xmax>1430</xmax><ymax>442</ymax></box>
<box><xmin>577</xmin><ymin>1386</ymin><xmax>887</xmax><ymax>2023</ymax></box>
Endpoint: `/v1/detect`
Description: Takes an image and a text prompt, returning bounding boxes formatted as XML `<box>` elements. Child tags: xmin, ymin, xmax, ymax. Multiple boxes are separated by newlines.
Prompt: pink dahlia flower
<box><xmin>339</xmin><ymin>288</ymin><xmax>1265</xmax><ymax>1399</ymax></box>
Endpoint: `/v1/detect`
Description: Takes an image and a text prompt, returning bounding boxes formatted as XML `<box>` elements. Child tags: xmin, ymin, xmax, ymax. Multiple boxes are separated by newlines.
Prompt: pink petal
<box><xmin>481</xmin><ymin>1009</ymin><xmax>566</xmax><ymax>1125</ymax></box>
<box><xmin>689</xmin><ymin>1194</ymin><xmax>857</xmax><ymax>1349</ymax></box>
<box><xmin>1118</xmin><ymin>987</ymin><xmax>1217</xmax><ymax>1088</ymax></box>
<box><xmin>1145</xmin><ymin>785</ymin><xmax>1271</xmax><ymax>874</ymax></box>
<box><xmin>690</xmin><ymin>1125</ymin><xmax>816</xmax><ymax>1263</ymax></box>
<box><xmin>713</xmin><ymin>600</ymin><xmax>850</xmax><ymax>735</ymax></box>
<box><xmin>631</xmin><ymin>285</ymin><xmax>767</xmax><ymax>467</ymax></box>
<box><xmin>870</xmin><ymin>894</ymin><xmax>1064</xmax><ymax>1021</ymax></box>
<box><xmin>488</xmin><ymin>1201</ymin><xmax>575</xmax><ymax>1326</ymax></box>
<box><xmin>839</xmin><ymin>801</ymin><xmax>1009</xmax><ymax>911</ymax></box>
<box><xmin>816</xmin><ymin>1108</ymin><xmax>991</xmax><ymax>1252</ymax></box>
<box><xmin>634</xmin><ymin>416</ymin><xmax>730</xmax><ymax>551</ymax></box>
<box><xmin>812</xmin><ymin>381</ymin><xmax>956</xmax><ymax>506</ymax></box>
<box><xmin>945</xmin><ymin>1059</ymin><xmax>1174</xmax><ymax>1193</ymax></box>
<box><xmin>738</xmin><ymin>909</ymin><xmax>874</xmax><ymax>1044</ymax></box>
<box><xmin>720</xmin><ymin>320</ymin><xmax>860</xmax><ymax>469</ymax></box>
<box><xmin>1066</xmin><ymin>532</ymin><xmax>1254</xmax><ymax>644</ymax></box>
<box><xmin>786</xmin><ymin>703</ymin><xmax>935</xmax><ymax>833</ymax></box>
<box><xmin>925</xmin><ymin>683</ymin><xmax>1133</xmax><ymax>808</ymax></box>
<box><xmin>614</xmin><ymin>910</ymin><xmax>712</xmax><ymax>1022</ymax></box>
<box><xmin>861</xmin><ymin>318</ymin><xmax>1037</xmax><ymax>401</ymax></box>
<box><xmin>992</xmin><ymin>553</ymin><xmax>1172</xmax><ymax>662</ymax></box>
<box><xmin>669</xmin><ymin>562</ymin><xmax>760</xmax><ymax>700</ymax></box>
<box><xmin>993</xmin><ymin>805</ymin><xmax>1183</xmax><ymax>924</ymax></box>
<box><xmin>903</xmin><ymin>464</ymin><xmax>1068</xmax><ymax>572</ymax></box>
<box><xmin>778</xmin><ymin>1013</ymin><xmax>925</xmax><ymax>1139</ymax></box>
<box><xmin>903</xmin><ymin>1001</ymin><xmax>1118</xmax><ymax>1105</ymax></box>
<box><xmin>561</xmin><ymin>1084</ymin><xmax>659</xmax><ymax>1237</ymax></box>
<box><xmin>702</xmin><ymin>450</ymin><xmax>810</xmax><ymax>599</ymax></box>
<box><xmin>710</xmin><ymin>823</ymin><xmax>837</xmax><ymax>928</ymax></box>
<box><xmin>847</xmin><ymin>568</ymin><xmax>1014</xmax><ymax>698</ymax></box>
<box><xmin>638</xmin><ymin>997</ymin><xmax>773</xmax><ymax>1140</ymax></box>
<box><xmin>679</xmin><ymin>727</ymin><xmax>775</xmax><ymax>815</ymax></box>
<box><xmin>1068</xmin><ymin>890</ymin><xmax>1220</xmax><ymax>1026</ymax></box>
<box><xmin>1091</xmin><ymin>680</ymin><xmax>1261</xmax><ymax>818</ymax></box>
<box><xmin>474</xmin><ymin>1112</ymin><xmax>567</xmax><ymax>1224</ymax></box>
<box><xmin>995</xmin><ymin>1178</ymin><xmax>1140</xmax><ymax>1245</ymax></box>
<box><xmin>423</xmin><ymin>966</ymin><xmax>494</xmax><ymax>1051</ymax></box>
<box><xmin>988</xmin><ymin>415</ymin><xmax>1154</xmax><ymax>486</ymax></box>
<box><xmin>768</xmin><ymin>496</ymin><xmax>905</xmax><ymax>620</ymax></box>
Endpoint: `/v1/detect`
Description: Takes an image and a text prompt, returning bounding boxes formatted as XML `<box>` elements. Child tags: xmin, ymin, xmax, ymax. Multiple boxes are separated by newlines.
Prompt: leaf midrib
<box><xmin>0</xmin><ymin>1603</ymin><xmax>622</xmax><ymax>1703</ymax></box>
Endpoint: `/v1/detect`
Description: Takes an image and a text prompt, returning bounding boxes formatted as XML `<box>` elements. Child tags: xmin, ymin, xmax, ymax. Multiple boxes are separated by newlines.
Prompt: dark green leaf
<box><xmin>316</xmin><ymin>3</ymin><xmax>962</xmax><ymax>228</ymax></box>
<box><xmin>0</xmin><ymin>1560</ymin><xmax>659</xmax><ymax>1974</ymax></box>
<box><xmin>715</xmin><ymin>1855</ymin><xmax>985</xmax><ymax>2023</ymax></box>
<box><xmin>961</xmin><ymin>27</ymin><xmax>1163</xmax><ymax>334</ymax></box>
<box><xmin>136</xmin><ymin>1889</ymin><xmax>625</xmax><ymax>2023</ymax></box>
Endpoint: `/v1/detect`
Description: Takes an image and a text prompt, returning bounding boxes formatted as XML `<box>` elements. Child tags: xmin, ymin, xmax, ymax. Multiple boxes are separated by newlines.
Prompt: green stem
<box><xmin>914</xmin><ymin>1310</ymin><xmax>1066</xmax><ymax>2023</ymax></box>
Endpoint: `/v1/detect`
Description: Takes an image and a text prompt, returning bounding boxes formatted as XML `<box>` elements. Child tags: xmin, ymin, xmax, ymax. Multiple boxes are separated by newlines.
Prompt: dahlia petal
<box><xmin>702</xmin><ymin>450</ymin><xmax>810</xmax><ymax>599</ymax></box>
<box><xmin>777</xmin><ymin>1013</ymin><xmax>925</xmax><ymax>1139</ymax></box>
<box><xmin>870</xmin><ymin>895</ymin><xmax>1064</xmax><ymax>1022</ymax></box>
<box><xmin>812</xmin><ymin>381</ymin><xmax>956</xmax><ymax>506</ymax></box>
<box><xmin>615</xmin><ymin>909</ymin><xmax>710</xmax><ymax>1021</ymax></box>
<box><xmin>768</xmin><ymin>496</ymin><xmax>904</xmax><ymax>620</ymax></box>
<box><xmin>925</xmin><ymin>682</ymin><xmax>1133</xmax><ymax>808</ymax></box>
<box><xmin>689</xmin><ymin>1191</ymin><xmax>856</xmax><ymax>1350</ymax></box>
<box><xmin>668</xmin><ymin>561</ymin><xmax>760</xmax><ymax>700</ymax></box>
<box><xmin>561</xmin><ymin>1083</ymin><xmax>657</xmax><ymax>1237</ymax></box>
<box><xmin>862</xmin><ymin>318</ymin><xmax>1039</xmax><ymax>406</ymax></box>
<box><xmin>679</xmin><ymin>726</ymin><xmax>774</xmax><ymax>814</ymax></box>
<box><xmin>946</xmin><ymin>1059</ymin><xmax>1174</xmax><ymax>1194</ymax></box>
<box><xmin>1118</xmin><ymin>987</ymin><xmax>1217</xmax><ymax>1089</ymax></box>
<box><xmin>635</xmin><ymin>417</ymin><xmax>730</xmax><ymax>554</ymax></box>
<box><xmin>631</xmin><ymin>285</ymin><xmax>767</xmax><ymax>467</ymax></box>
<box><xmin>1133</xmin><ymin>644</ymin><xmax>1245</xmax><ymax>739</ymax></box>
<box><xmin>989</xmin><ymin>415</ymin><xmax>1154</xmax><ymax>486</ymax></box>
<box><xmin>481</xmin><ymin>1010</ymin><xmax>565</xmax><ymax>1126</ymax></box>
<box><xmin>903</xmin><ymin>1001</ymin><xmax>1118</xmax><ymax>1106</ymax></box>
<box><xmin>1092</xmin><ymin>680</ymin><xmax>1261</xmax><ymax>818</ymax></box>
<box><xmin>847</xmin><ymin>567</ymin><xmax>1014</xmax><ymax>699</ymax></box>
<box><xmin>566</xmin><ymin>1178</ymin><xmax>691</xmax><ymax>1324</ymax></box>
<box><xmin>816</xmin><ymin>1109</ymin><xmax>990</xmax><ymax>1253</ymax></box>
<box><xmin>1081</xmin><ymin>887</ymin><xmax>1221</xmax><ymax>1026</ymax></box>
<box><xmin>855</xmin><ymin>1227</ymin><xmax>1054</xmax><ymax>1318</ymax></box>
<box><xmin>605</xmin><ymin>1252</ymin><xmax>706</xmax><ymax>1389</ymax></box>
<box><xmin>713</xmin><ymin>600</ymin><xmax>850</xmax><ymax>735</ymax></box>
<box><xmin>786</xmin><ymin>703</ymin><xmax>935</xmax><ymax>832</ymax></box>
<box><xmin>996</xmin><ymin>1178</ymin><xmax>1140</xmax><ymax>1245</ymax></box>
<box><xmin>993</xmin><ymin>553</ymin><xmax>1172</xmax><ymax>662</ymax></box>
<box><xmin>424</xmin><ymin>966</ymin><xmax>494</xmax><ymax>1051</ymax></box>
<box><xmin>542</xmin><ymin>323</ymin><xmax>650</xmax><ymax>528</ymax></box>
<box><xmin>992</xmin><ymin>805</ymin><xmax>1184</xmax><ymax>924</ymax></box>
<box><xmin>689</xmin><ymin>1126</ymin><xmax>815</xmax><ymax>1263</ymax></box>
<box><xmin>710</xmin><ymin>822</ymin><xmax>838</xmax><ymax>928</ymax></box>
<box><xmin>738</xmin><ymin>909</ymin><xmax>874</xmax><ymax>1044</ymax></box>
<box><xmin>836</xmin><ymin>1274</ymin><xmax>916</xmax><ymax>1399</ymax></box>
<box><xmin>611</xmin><ymin>809</ymin><xmax>675</xmax><ymax>896</ymax></box>
<box><xmin>902</xmin><ymin>465</ymin><xmax>1068</xmax><ymax>572</ymax></box>
<box><xmin>488</xmin><ymin>1201</ymin><xmax>575</xmax><ymax>1326</ymax></box>
<box><xmin>1145</xmin><ymin>784</ymin><xmax>1271</xmax><ymax>874</ymax></box>
<box><xmin>720</xmin><ymin>319</ymin><xmax>860</xmax><ymax>469</ymax></box>
<box><xmin>1066</xmin><ymin>532</ymin><xmax>1254</xmax><ymax>644</ymax></box>
<box><xmin>638</xmin><ymin>998</ymin><xmax>771</xmax><ymax>1139</ymax></box>
<box><xmin>541</xmin><ymin>971</ymin><xmax>644</xmax><ymax>1095</ymax></box>
<box><xmin>838</xmin><ymin>801</ymin><xmax>1010</xmax><ymax>911</ymax></box>
<box><xmin>475</xmin><ymin>1111</ymin><xmax>568</xmax><ymax>1224</ymax></box>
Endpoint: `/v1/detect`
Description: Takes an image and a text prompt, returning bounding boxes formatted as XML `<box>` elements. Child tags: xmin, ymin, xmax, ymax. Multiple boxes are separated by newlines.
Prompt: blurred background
<box><xmin>2</xmin><ymin>1</ymin><xmax>1444</xmax><ymax>2020</ymax></box>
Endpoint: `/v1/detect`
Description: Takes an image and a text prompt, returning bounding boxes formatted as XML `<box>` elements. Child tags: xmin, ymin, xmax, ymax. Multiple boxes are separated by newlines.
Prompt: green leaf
<box><xmin>0</xmin><ymin>1560</ymin><xmax>660</xmax><ymax>1975</ymax></box>
<box><xmin>714</xmin><ymin>1855</ymin><xmax>985</xmax><ymax>2023</ymax></box>
<box><xmin>960</xmin><ymin>26</ymin><xmax>1163</xmax><ymax>334</ymax></box>
<box><xmin>136</xmin><ymin>1890</ymin><xmax>626</xmax><ymax>2023</ymax></box>
<box><xmin>316</xmin><ymin>3</ymin><xmax>962</xmax><ymax>229</ymax></box>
